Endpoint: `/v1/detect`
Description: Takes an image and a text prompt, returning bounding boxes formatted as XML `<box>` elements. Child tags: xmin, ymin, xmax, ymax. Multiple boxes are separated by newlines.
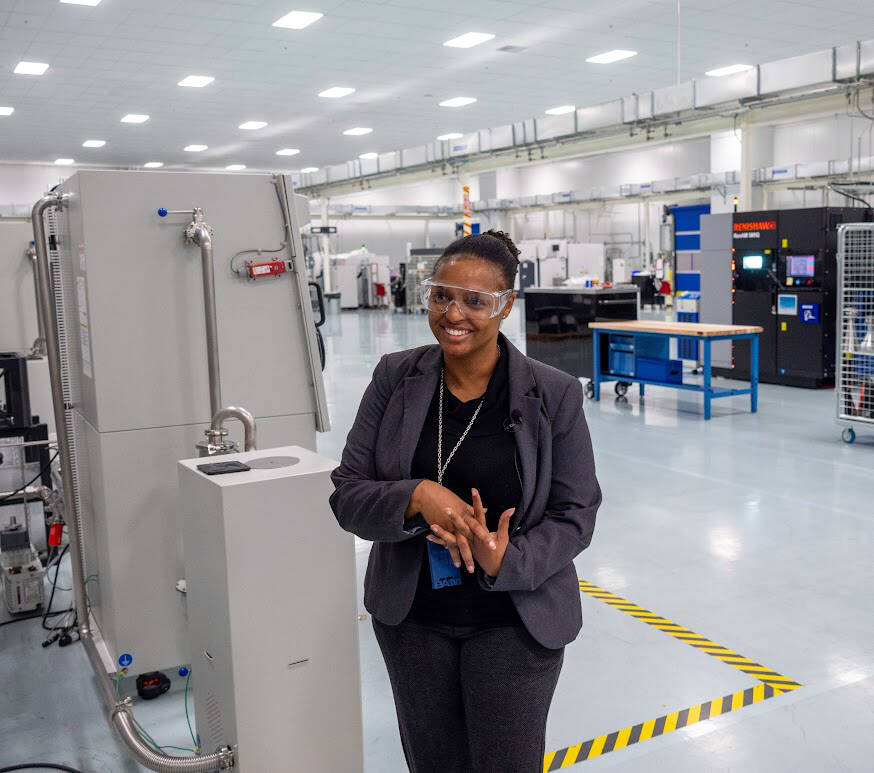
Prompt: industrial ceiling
<box><xmin>0</xmin><ymin>0</ymin><xmax>870</xmax><ymax>171</ymax></box>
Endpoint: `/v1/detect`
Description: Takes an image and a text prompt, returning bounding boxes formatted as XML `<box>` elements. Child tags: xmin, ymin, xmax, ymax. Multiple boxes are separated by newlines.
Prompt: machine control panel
<box><xmin>779</xmin><ymin>252</ymin><xmax>823</xmax><ymax>288</ymax></box>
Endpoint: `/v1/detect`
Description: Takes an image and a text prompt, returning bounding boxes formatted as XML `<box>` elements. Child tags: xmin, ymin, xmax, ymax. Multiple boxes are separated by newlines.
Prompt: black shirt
<box><xmin>408</xmin><ymin>340</ymin><xmax>523</xmax><ymax>628</ymax></box>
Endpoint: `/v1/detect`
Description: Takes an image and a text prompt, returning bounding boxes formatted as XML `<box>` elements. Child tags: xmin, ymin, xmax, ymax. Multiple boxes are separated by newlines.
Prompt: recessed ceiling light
<box><xmin>586</xmin><ymin>49</ymin><xmax>637</xmax><ymax>64</ymax></box>
<box><xmin>0</xmin><ymin>107</ymin><xmax>14</xmax><ymax>117</ymax></box>
<box><xmin>300</xmin><ymin>167</ymin><xmax>319</xmax><ymax>173</ymax></box>
<box><xmin>272</xmin><ymin>10</ymin><xmax>323</xmax><ymax>29</ymax></box>
<box><xmin>239</xmin><ymin>120</ymin><xmax>267</xmax><ymax>130</ymax></box>
<box><xmin>225</xmin><ymin>164</ymin><xmax>246</xmax><ymax>171</ymax></box>
<box><xmin>60</xmin><ymin>0</ymin><xmax>102</xmax><ymax>5</ymax></box>
<box><xmin>359</xmin><ymin>152</ymin><xmax>378</xmax><ymax>160</ymax></box>
<box><xmin>545</xmin><ymin>105</ymin><xmax>575</xmax><ymax>115</ymax></box>
<box><xmin>276</xmin><ymin>148</ymin><xmax>301</xmax><ymax>156</ymax></box>
<box><xmin>14</xmin><ymin>61</ymin><xmax>49</xmax><ymax>76</ymax></box>
<box><xmin>343</xmin><ymin>127</ymin><xmax>373</xmax><ymax>136</ymax></box>
<box><xmin>443</xmin><ymin>32</ymin><xmax>495</xmax><ymax>49</ymax></box>
<box><xmin>178</xmin><ymin>75</ymin><xmax>215</xmax><ymax>88</ymax></box>
<box><xmin>437</xmin><ymin>132</ymin><xmax>464</xmax><ymax>141</ymax></box>
<box><xmin>54</xmin><ymin>158</ymin><xmax>75</xmax><ymax>166</ymax></box>
<box><xmin>318</xmin><ymin>86</ymin><xmax>355</xmax><ymax>99</ymax></box>
<box><xmin>705</xmin><ymin>64</ymin><xmax>753</xmax><ymax>77</ymax></box>
<box><xmin>121</xmin><ymin>114</ymin><xmax>149</xmax><ymax>123</ymax></box>
<box><xmin>184</xmin><ymin>144</ymin><xmax>208</xmax><ymax>152</ymax></box>
<box><xmin>82</xmin><ymin>140</ymin><xmax>105</xmax><ymax>148</ymax></box>
<box><xmin>144</xmin><ymin>162</ymin><xmax>164</xmax><ymax>168</ymax></box>
<box><xmin>439</xmin><ymin>97</ymin><xmax>476</xmax><ymax>108</ymax></box>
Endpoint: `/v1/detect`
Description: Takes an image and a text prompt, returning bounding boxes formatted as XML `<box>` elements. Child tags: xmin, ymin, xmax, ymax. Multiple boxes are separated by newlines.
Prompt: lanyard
<box><xmin>437</xmin><ymin>369</ymin><xmax>485</xmax><ymax>486</ymax></box>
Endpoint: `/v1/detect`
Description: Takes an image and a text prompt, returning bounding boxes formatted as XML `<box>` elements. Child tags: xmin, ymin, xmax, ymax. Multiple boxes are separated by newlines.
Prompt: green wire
<box><xmin>184</xmin><ymin>668</ymin><xmax>199</xmax><ymax>751</ymax></box>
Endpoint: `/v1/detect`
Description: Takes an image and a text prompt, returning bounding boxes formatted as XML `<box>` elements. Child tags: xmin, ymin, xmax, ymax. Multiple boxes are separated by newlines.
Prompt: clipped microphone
<box><xmin>502</xmin><ymin>409</ymin><xmax>523</xmax><ymax>433</ymax></box>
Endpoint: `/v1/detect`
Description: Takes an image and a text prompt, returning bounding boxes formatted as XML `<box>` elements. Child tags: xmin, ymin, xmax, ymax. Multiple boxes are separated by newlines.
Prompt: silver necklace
<box><xmin>437</xmin><ymin>370</ymin><xmax>485</xmax><ymax>486</ymax></box>
<box><xmin>437</xmin><ymin>345</ymin><xmax>499</xmax><ymax>485</ymax></box>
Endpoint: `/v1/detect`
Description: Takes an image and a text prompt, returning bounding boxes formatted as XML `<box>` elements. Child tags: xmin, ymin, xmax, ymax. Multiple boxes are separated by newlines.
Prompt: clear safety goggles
<box><xmin>419</xmin><ymin>279</ymin><xmax>512</xmax><ymax>320</ymax></box>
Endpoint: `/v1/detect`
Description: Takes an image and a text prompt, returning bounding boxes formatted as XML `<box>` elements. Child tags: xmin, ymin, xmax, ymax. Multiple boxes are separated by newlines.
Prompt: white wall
<box><xmin>0</xmin><ymin>164</ymin><xmax>72</xmax><ymax>215</ymax></box>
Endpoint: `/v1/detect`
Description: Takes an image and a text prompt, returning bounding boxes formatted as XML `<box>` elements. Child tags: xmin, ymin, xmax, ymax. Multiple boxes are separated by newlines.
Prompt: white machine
<box><xmin>567</xmin><ymin>242</ymin><xmax>607</xmax><ymax>282</ymax></box>
<box><xmin>336</xmin><ymin>259</ymin><xmax>361</xmax><ymax>309</ymax></box>
<box><xmin>178</xmin><ymin>445</ymin><xmax>363</xmax><ymax>772</ymax></box>
<box><xmin>48</xmin><ymin>170</ymin><xmax>328</xmax><ymax>674</ymax></box>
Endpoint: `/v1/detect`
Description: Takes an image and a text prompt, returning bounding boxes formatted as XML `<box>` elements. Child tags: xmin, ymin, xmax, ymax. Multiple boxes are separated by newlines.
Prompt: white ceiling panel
<box><xmin>0</xmin><ymin>0</ymin><xmax>871</xmax><ymax>173</ymax></box>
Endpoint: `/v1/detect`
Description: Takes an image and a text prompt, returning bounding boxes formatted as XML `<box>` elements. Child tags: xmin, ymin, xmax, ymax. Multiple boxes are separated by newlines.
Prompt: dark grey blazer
<box><xmin>329</xmin><ymin>333</ymin><xmax>602</xmax><ymax>649</ymax></box>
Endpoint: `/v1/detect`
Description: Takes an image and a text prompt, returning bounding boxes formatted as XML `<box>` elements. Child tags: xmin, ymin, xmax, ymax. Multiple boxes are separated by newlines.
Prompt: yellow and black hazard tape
<box><xmin>578</xmin><ymin>580</ymin><xmax>802</xmax><ymax>694</ymax></box>
<box><xmin>540</xmin><ymin>580</ymin><xmax>804</xmax><ymax>771</ymax></box>
<box><xmin>543</xmin><ymin>683</ymin><xmax>778</xmax><ymax>770</ymax></box>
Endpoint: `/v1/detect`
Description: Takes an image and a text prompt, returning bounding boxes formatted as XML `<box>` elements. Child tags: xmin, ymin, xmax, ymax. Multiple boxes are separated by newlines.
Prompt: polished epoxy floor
<box><xmin>2</xmin><ymin>302</ymin><xmax>874</xmax><ymax>772</ymax></box>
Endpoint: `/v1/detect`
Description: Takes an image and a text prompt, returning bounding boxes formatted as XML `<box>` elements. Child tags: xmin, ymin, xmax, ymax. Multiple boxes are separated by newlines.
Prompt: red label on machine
<box><xmin>733</xmin><ymin>221</ymin><xmax>776</xmax><ymax>232</ymax></box>
<box><xmin>248</xmin><ymin>260</ymin><xmax>287</xmax><ymax>279</ymax></box>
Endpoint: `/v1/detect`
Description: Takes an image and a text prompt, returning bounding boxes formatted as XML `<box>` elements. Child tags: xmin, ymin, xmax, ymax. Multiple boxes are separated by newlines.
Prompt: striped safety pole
<box><xmin>463</xmin><ymin>185</ymin><xmax>471</xmax><ymax>236</ymax></box>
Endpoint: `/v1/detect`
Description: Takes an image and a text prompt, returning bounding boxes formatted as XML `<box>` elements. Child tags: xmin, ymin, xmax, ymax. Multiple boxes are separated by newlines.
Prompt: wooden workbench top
<box><xmin>588</xmin><ymin>320</ymin><xmax>763</xmax><ymax>337</ymax></box>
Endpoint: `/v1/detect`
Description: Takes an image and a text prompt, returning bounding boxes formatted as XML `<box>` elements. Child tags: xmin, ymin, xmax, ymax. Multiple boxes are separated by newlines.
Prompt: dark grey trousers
<box><xmin>373</xmin><ymin>617</ymin><xmax>564</xmax><ymax>773</ymax></box>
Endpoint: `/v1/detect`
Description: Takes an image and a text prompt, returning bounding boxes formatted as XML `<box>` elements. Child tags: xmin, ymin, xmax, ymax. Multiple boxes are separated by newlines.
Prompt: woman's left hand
<box><xmin>428</xmin><ymin>488</ymin><xmax>513</xmax><ymax>579</ymax></box>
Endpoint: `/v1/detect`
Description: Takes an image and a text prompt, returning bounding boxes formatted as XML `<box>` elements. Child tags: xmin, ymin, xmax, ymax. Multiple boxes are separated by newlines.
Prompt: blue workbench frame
<box><xmin>591</xmin><ymin>330</ymin><xmax>759</xmax><ymax>420</ymax></box>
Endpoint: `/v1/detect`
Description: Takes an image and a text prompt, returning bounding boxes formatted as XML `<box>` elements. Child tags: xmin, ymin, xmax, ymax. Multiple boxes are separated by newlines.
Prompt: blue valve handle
<box><xmin>157</xmin><ymin>208</ymin><xmax>168</xmax><ymax>217</ymax></box>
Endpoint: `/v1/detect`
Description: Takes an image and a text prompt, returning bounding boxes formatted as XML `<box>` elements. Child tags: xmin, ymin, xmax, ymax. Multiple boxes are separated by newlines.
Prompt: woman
<box><xmin>330</xmin><ymin>230</ymin><xmax>601</xmax><ymax>773</ymax></box>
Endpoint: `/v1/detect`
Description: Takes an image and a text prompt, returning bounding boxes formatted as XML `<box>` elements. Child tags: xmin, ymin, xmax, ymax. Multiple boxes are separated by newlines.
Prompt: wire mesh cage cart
<box><xmin>837</xmin><ymin>222</ymin><xmax>874</xmax><ymax>444</ymax></box>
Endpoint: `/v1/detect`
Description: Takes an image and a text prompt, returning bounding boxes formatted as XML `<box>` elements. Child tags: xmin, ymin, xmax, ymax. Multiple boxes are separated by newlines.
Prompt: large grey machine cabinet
<box><xmin>50</xmin><ymin>170</ymin><xmax>328</xmax><ymax>674</ymax></box>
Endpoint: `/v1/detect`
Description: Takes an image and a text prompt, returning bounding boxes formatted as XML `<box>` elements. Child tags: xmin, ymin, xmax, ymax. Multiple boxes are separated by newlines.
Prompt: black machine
<box><xmin>523</xmin><ymin>287</ymin><xmax>639</xmax><ymax>379</ymax></box>
<box><xmin>1</xmin><ymin>354</ymin><xmax>50</xmax><ymax>469</ymax></box>
<box><xmin>726</xmin><ymin>208</ymin><xmax>870</xmax><ymax>388</ymax></box>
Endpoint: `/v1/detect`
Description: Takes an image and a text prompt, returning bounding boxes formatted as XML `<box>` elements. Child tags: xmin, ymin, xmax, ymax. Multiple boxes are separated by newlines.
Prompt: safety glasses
<box><xmin>419</xmin><ymin>279</ymin><xmax>512</xmax><ymax>320</ymax></box>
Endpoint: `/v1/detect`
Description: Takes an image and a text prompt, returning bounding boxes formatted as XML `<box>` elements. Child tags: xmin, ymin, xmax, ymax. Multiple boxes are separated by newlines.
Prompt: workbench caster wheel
<box><xmin>842</xmin><ymin>428</ymin><xmax>856</xmax><ymax>444</ymax></box>
<box><xmin>584</xmin><ymin>382</ymin><xmax>595</xmax><ymax>400</ymax></box>
<box><xmin>615</xmin><ymin>382</ymin><xmax>629</xmax><ymax>397</ymax></box>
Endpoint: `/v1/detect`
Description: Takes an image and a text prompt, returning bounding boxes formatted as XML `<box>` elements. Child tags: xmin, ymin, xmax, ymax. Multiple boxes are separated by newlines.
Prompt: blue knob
<box><xmin>158</xmin><ymin>208</ymin><xmax>168</xmax><ymax>217</ymax></box>
<box><xmin>178</xmin><ymin>666</ymin><xmax>190</xmax><ymax>677</ymax></box>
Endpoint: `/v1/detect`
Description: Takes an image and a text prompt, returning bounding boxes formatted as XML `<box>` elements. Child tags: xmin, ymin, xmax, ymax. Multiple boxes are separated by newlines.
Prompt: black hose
<box><xmin>0</xmin><ymin>765</ymin><xmax>85</xmax><ymax>772</ymax></box>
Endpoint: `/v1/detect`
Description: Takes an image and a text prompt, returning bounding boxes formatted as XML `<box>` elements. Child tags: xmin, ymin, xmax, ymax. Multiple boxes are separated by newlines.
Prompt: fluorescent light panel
<box><xmin>586</xmin><ymin>49</ymin><xmax>637</xmax><ymax>64</ymax></box>
<box><xmin>54</xmin><ymin>158</ymin><xmax>74</xmax><ymax>165</ymax></box>
<box><xmin>359</xmin><ymin>152</ymin><xmax>378</xmax><ymax>159</ymax></box>
<box><xmin>82</xmin><ymin>140</ymin><xmax>105</xmax><ymax>148</ymax></box>
<box><xmin>545</xmin><ymin>105</ymin><xmax>575</xmax><ymax>115</ymax></box>
<box><xmin>0</xmin><ymin>107</ymin><xmax>14</xmax><ymax>116</ymax></box>
<box><xmin>239</xmin><ymin>121</ymin><xmax>267</xmax><ymax>130</ymax></box>
<box><xmin>14</xmin><ymin>61</ymin><xmax>49</xmax><ymax>75</ymax></box>
<box><xmin>437</xmin><ymin>132</ymin><xmax>463</xmax><ymax>140</ymax></box>
<box><xmin>226</xmin><ymin>164</ymin><xmax>246</xmax><ymax>171</ymax></box>
<box><xmin>272</xmin><ymin>10</ymin><xmax>323</xmax><ymax>29</ymax></box>
<box><xmin>144</xmin><ymin>162</ymin><xmax>164</xmax><ymax>168</ymax></box>
<box><xmin>300</xmin><ymin>167</ymin><xmax>319</xmax><ymax>173</ymax></box>
<box><xmin>705</xmin><ymin>64</ymin><xmax>753</xmax><ymax>77</ymax></box>
<box><xmin>318</xmin><ymin>86</ymin><xmax>355</xmax><ymax>98</ymax></box>
<box><xmin>343</xmin><ymin>127</ymin><xmax>372</xmax><ymax>136</ymax></box>
<box><xmin>443</xmin><ymin>32</ymin><xmax>494</xmax><ymax>49</ymax></box>
<box><xmin>276</xmin><ymin>148</ymin><xmax>300</xmax><ymax>156</ymax></box>
<box><xmin>184</xmin><ymin>144</ymin><xmax>208</xmax><ymax>152</ymax></box>
<box><xmin>179</xmin><ymin>75</ymin><xmax>214</xmax><ymax>88</ymax></box>
<box><xmin>439</xmin><ymin>97</ymin><xmax>476</xmax><ymax>108</ymax></box>
<box><xmin>121</xmin><ymin>114</ymin><xmax>149</xmax><ymax>123</ymax></box>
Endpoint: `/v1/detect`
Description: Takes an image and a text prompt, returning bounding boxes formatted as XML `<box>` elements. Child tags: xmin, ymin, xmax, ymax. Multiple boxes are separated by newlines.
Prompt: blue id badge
<box><xmin>426</xmin><ymin>540</ymin><xmax>462</xmax><ymax>589</ymax></box>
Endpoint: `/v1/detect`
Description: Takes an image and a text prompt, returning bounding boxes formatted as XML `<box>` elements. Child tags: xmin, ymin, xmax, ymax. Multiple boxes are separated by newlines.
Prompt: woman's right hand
<box><xmin>406</xmin><ymin>481</ymin><xmax>493</xmax><ymax>569</ymax></box>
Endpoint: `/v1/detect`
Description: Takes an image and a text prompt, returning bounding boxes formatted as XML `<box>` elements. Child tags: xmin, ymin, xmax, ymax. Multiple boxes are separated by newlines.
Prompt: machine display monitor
<box><xmin>787</xmin><ymin>255</ymin><xmax>815</xmax><ymax>277</ymax></box>
<box><xmin>742</xmin><ymin>255</ymin><xmax>764</xmax><ymax>270</ymax></box>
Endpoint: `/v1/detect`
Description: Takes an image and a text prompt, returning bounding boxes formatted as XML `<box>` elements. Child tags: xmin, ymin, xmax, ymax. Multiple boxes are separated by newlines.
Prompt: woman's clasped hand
<box><xmin>425</xmin><ymin>487</ymin><xmax>514</xmax><ymax>578</ymax></box>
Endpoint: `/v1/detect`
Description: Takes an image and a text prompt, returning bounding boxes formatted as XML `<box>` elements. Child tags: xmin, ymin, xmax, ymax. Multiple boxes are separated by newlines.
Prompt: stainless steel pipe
<box><xmin>32</xmin><ymin>194</ymin><xmax>236</xmax><ymax>773</ymax></box>
<box><xmin>186</xmin><ymin>211</ymin><xmax>222</xmax><ymax>419</ymax></box>
<box><xmin>26</xmin><ymin>242</ymin><xmax>47</xmax><ymax>357</ymax></box>
<box><xmin>31</xmin><ymin>193</ymin><xmax>88</xmax><ymax>628</ymax></box>
<box><xmin>210</xmin><ymin>406</ymin><xmax>257</xmax><ymax>451</ymax></box>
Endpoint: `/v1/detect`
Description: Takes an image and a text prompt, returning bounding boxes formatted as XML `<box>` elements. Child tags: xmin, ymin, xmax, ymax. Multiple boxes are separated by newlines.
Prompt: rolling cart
<box><xmin>836</xmin><ymin>223</ymin><xmax>874</xmax><ymax>444</ymax></box>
